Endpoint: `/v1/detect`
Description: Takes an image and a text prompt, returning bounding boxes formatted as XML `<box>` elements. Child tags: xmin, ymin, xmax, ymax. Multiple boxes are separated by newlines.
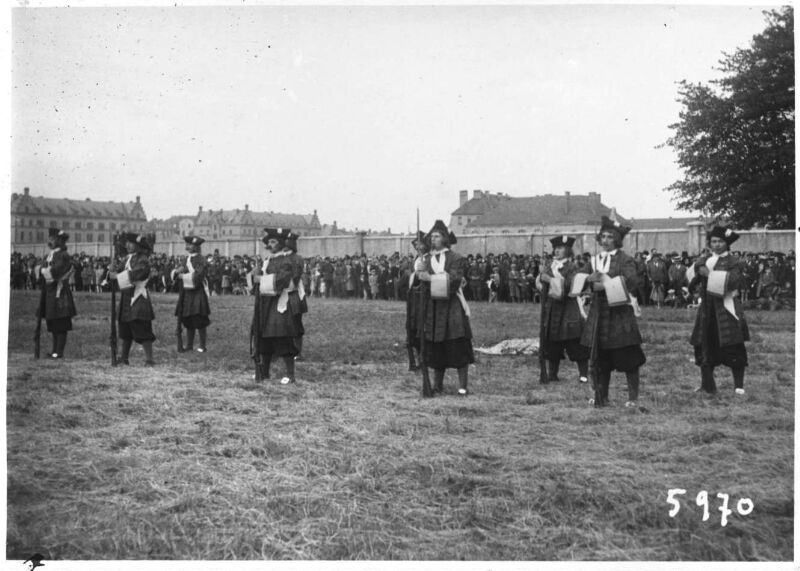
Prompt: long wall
<box><xmin>11</xmin><ymin>227</ymin><xmax>794</xmax><ymax>258</ymax></box>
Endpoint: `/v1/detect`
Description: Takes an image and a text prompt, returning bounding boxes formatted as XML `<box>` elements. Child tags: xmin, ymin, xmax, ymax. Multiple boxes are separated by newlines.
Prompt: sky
<box><xmin>9</xmin><ymin>2</ymin><xmax>784</xmax><ymax>234</ymax></box>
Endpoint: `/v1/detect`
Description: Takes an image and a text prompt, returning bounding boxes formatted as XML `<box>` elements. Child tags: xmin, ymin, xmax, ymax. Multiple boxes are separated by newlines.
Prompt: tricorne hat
<box><xmin>550</xmin><ymin>235</ymin><xmax>576</xmax><ymax>249</ymax></box>
<box><xmin>707</xmin><ymin>225</ymin><xmax>740</xmax><ymax>246</ymax></box>
<box><xmin>183</xmin><ymin>236</ymin><xmax>205</xmax><ymax>246</ymax></box>
<box><xmin>599</xmin><ymin>216</ymin><xmax>631</xmax><ymax>239</ymax></box>
<box><xmin>48</xmin><ymin>228</ymin><xmax>69</xmax><ymax>242</ymax></box>
<box><xmin>426</xmin><ymin>219</ymin><xmax>449</xmax><ymax>238</ymax></box>
<box><xmin>262</xmin><ymin>227</ymin><xmax>290</xmax><ymax>246</ymax></box>
<box><xmin>284</xmin><ymin>230</ymin><xmax>301</xmax><ymax>252</ymax></box>
<box><xmin>411</xmin><ymin>230</ymin><xmax>427</xmax><ymax>248</ymax></box>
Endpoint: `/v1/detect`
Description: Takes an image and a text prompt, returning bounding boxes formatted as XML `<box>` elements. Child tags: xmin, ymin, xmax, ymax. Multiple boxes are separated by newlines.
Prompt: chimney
<box><xmin>23</xmin><ymin>187</ymin><xmax>30</xmax><ymax>196</ymax></box>
<box><xmin>199</xmin><ymin>205</ymin><xmax>203</xmax><ymax>213</ymax></box>
<box><xmin>473</xmin><ymin>190</ymin><xmax>483</xmax><ymax>199</ymax></box>
<box><xmin>565</xmin><ymin>191</ymin><xmax>570</xmax><ymax>214</ymax></box>
<box><xmin>459</xmin><ymin>190</ymin><xmax>468</xmax><ymax>206</ymax></box>
<box><xmin>136</xmin><ymin>195</ymin><xmax>140</xmax><ymax>203</ymax></box>
<box><xmin>245</xmin><ymin>204</ymin><xmax>249</xmax><ymax>211</ymax></box>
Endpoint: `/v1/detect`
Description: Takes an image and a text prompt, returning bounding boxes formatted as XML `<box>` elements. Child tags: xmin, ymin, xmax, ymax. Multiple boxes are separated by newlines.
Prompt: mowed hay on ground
<box><xmin>7</xmin><ymin>290</ymin><xmax>794</xmax><ymax>560</ymax></box>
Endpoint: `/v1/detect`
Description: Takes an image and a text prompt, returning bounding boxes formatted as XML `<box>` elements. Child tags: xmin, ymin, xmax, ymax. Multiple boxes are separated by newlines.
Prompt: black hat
<box><xmin>23</xmin><ymin>554</ymin><xmax>45</xmax><ymax>569</ymax></box>
<box><xmin>285</xmin><ymin>231</ymin><xmax>300</xmax><ymax>252</ymax></box>
<box><xmin>448</xmin><ymin>230</ymin><xmax>458</xmax><ymax>245</ymax></box>
<box><xmin>599</xmin><ymin>216</ymin><xmax>631</xmax><ymax>239</ymax></box>
<box><xmin>183</xmin><ymin>236</ymin><xmax>205</xmax><ymax>246</ymax></box>
<box><xmin>707</xmin><ymin>226</ymin><xmax>740</xmax><ymax>246</ymax></box>
<box><xmin>49</xmin><ymin>228</ymin><xmax>69</xmax><ymax>243</ymax></box>
<box><xmin>411</xmin><ymin>231</ymin><xmax>427</xmax><ymax>248</ymax></box>
<box><xmin>427</xmin><ymin>219</ymin><xmax>449</xmax><ymax>238</ymax></box>
<box><xmin>549</xmin><ymin>235</ymin><xmax>575</xmax><ymax>249</ymax></box>
<box><xmin>262</xmin><ymin>227</ymin><xmax>290</xmax><ymax>246</ymax></box>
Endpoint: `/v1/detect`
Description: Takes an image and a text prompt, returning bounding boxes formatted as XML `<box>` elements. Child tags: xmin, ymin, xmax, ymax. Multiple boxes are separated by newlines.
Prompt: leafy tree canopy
<box><xmin>664</xmin><ymin>8</ymin><xmax>794</xmax><ymax>229</ymax></box>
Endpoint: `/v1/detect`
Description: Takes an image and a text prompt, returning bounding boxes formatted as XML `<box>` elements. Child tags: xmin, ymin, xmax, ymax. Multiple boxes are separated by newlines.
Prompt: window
<box><xmin>99</xmin><ymin>222</ymin><xmax>105</xmax><ymax>230</ymax></box>
<box><xmin>458</xmin><ymin>217</ymin><xmax>462</xmax><ymax>225</ymax></box>
<box><xmin>36</xmin><ymin>219</ymin><xmax>44</xmax><ymax>227</ymax></box>
<box><xmin>62</xmin><ymin>221</ymin><xmax>70</xmax><ymax>229</ymax></box>
<box><xmin>75</xmin><ymin>233</ymin><xmax>82</xmax><ymax>242</ymax></box>
<box><xmin>87</xmin><ymin>233</ymin><xmax>93</xmax><ymax>242</ymax></box>
<box><xmin>87</xmin><ymin>222</ymin><xmax>94</xmax><ymax>230</ymax></box>
<box><xmin>98</xmin><ymin>233</ymin><xmax>105</xmax><ymax>242</ymax></box>
<box><xmin>110</xmin><ymin>223</ymin><xmax>116</xmax><ymax>231</ymax></box>
<box><xmin>50</xmin><ymin>220</ymin><xmax>58</xmax><ymax>228</ymax></box>
<box><xmin>37</xmin><ymin>231</ymin><xmax>44</xmax><ymax>241</ymax></box>
<box><xmin>75</xmin><ymin>221</ymin><xmax>82</xmax><ymax>229</ymax></box>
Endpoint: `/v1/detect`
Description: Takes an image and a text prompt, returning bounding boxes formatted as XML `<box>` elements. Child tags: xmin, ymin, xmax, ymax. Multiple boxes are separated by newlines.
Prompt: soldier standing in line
<box><xmin>690</xmin><ymin>226</ymin><xmax>750</xmax><ymax>395</ymax></box>
<box><xmin>416</xmin><ymin>220</ymin><xmax>474</xmax><ymax>396</ymax></box>
<box><xmin>110</xmin><ymin>232</ymin><xmax>157</xmax><ymax>366</ymax></box>
<box><xmin>253</xmin><ymin>228</ymin><xmax>306</xmax><ymax>384</ymax></box>
<box><xmin>38</xmin><ymin>228</ymin><xmax>78</xmax><ymax>359</ymax></box>
<box><xmin>405</xmin><ymin>231</ymin><xmax>428</xmax><ymax>371</ymax></box>
<box><xmin>582</xmin><ymin>216</ymin><xmax>646</xmax><ymax>408</ymax></box>
<box><xmin>537</xmin><ymin>236</ymin><xmax>590</xmax><ymax>384</ymax></box>
<box><xmin>175</xmin><ymin>236</ymin><xmax>211</xmax><ymax>353</ymax></box>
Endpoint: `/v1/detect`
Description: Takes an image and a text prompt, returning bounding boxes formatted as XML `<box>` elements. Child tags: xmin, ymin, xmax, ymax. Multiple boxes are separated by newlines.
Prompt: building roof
<box><xmin>628</xmin><ymin>217</ymin><xmax>702</xmax><ymax>230</ymax></box>
<box><xmin>193</xmin><ymin>208</ymin><xmax>321</xmax><ymax>230</ymax></box>
<box><xmin>465</xmin><ymin>193</ymin><xmax>628</xmax><ymax>228</ymax></box>
<box><xmin>11</xmin><ymin>192</ymin><xmax>147</xmax><ymax>220</ymax></box>
<box><xmin>452</xmin><ymin>192</ymin><xmax>512</xmax><ymax>216</ymax></box>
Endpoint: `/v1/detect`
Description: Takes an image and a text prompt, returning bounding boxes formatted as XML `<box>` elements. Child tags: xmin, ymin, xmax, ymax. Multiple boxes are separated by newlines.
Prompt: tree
<box><xmin>664</xmin><ymin>8</ymin><xmax>794</xmax><ymax>229</ymax></box>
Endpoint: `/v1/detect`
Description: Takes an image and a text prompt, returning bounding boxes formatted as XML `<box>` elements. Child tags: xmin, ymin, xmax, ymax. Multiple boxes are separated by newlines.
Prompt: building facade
<box><xmin>11</xmin><ymin>187</ymin><xmax>148</xmax><ymax>250</ymax></box>
<box><xmin>452</xmin><ymin>190</ymin><xmax>629</xmax><ymax>235</ymax></box>
<box><xmin>151</xmin><ymin>204</ymin><xmax>323</xmax><ymax>243</ymax></box>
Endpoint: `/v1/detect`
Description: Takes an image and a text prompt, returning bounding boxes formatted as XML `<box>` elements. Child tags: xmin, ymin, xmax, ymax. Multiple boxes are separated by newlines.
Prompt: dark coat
<box><xmin>542</xmin><ymin>259</ymin><xmax>584</xmax><ymax>342</ymax></box>
<box><xmin>254</xmin><ymin>252</ymin><xmax>305</xmax><ymax>338</ymax></box>
<box><xmin>423</xmin><ymin>250</ymin><xmax>472</xmax><ymax>343</ymax></box>
<box><xmin>117</xmin><ymin>252</ymin><xmax>155</xmax><ymax>322</ymax></box>
<box><xmin>690</xmin><ymin>254</ymin><xmax>750</xmax><ymax>348</ymax></box>
<box><xmin>39</xmin><ymin>248</ymin><xmax>77</xmax><ymax>320</ymax></box>
<box><xmin>175</xmin><ymin>253</ymin><xmax>211</xmax><ymax>318</ymax></box>
<box><xmin>579</xmin><ymin>250</ymin><xmax>642</xmax><ymax>350</ymax></box>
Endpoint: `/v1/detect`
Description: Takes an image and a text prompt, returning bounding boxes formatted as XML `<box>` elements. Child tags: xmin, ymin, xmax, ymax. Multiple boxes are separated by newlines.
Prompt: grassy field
<box><xmin>6</xmin><ymin>290</ymin><xmax>794</xmax><ymax>560</ymax></box>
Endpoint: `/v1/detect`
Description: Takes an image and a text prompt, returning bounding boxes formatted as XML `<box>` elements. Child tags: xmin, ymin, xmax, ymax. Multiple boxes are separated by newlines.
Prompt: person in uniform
<box><xmin>581</xmin><ymin>216</ymin><xmax>646</xmax><ymax>407</ymax></box>
<box><xmin>416</xmin><ymin>220</ymin><xmax>474</xmax><ymax>396</ymax></box>
<box><xmin>38</xmin><ymin>228</ymin><xmax>78</xmax><ymax>358</ymax></box>
<box><xmin>111</xmin><ymin>232</ymin><xmax>156</xmax><ymax>366</ymax></box>
<box><xmin>175</xmin><ymin>236</ymin><xmax>211</xmax><ymax>352</ymax></box>
<box><xmin>405</xmin><ymin>231</ymin><xmax>429</xmax><ymax>371</ymax></box>
<box><xmin>253</xmin><ymin>228</ymin><xmax>306</xmax><ymax>384</ymax></box>
<box><xmin>538</xmin><ymin>235</ymin><xmax>590</xmax><ymax>383</ymax></box>
<box><xmin>690</xmin><ymin>226</ymin><xmax>750</xmax><ymax>395</ymax></box>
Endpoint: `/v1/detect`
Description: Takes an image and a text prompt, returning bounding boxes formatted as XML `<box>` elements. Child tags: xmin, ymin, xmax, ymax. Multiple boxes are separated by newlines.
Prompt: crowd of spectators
<box><xmin>10</xmin><ymin>246</ymin><xmax>795</xmax><ymax>310</ymax></box>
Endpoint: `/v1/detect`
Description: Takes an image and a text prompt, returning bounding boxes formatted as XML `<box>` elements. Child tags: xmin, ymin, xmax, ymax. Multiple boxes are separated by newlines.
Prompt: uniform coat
<box><xmin>39</xmin><ymin>248</ymin><xmax>78</xmax><ymax>328</ymax></box>
<box><xmin>118</xmin><ymin>252</ymin><xmax>155</xmax><ymax>323</ymax></box>
<box><xmin>254</xmin><ymin>252</ymin><xmax>306</xmax><ymax>340</ymax></box>
<box><xmin>580</xmin><ymin>250</ymin><xmax>643</xmax><ymax>350</ymax></box>
<box><xmin>690</xmin><ymin>253</ymin><xmax>750</xmax><ymax>352</ymax></box>
<box><xmin>423</xmin><ymin>250</ymin><xmax>472</xmax><ymax>343</ymax></box>
<box><xmin>542</xmin><ymin>259</ymin><xmax>585</xmax><ymax>343</ymax></box>
<box><xmin>175</xmin><ymin>253</ymin><xmax>211</xmax><ymax>327</ymax></box>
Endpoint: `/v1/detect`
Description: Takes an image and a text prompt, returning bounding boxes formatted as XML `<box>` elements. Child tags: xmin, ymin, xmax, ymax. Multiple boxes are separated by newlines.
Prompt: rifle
<box><xmin>538</xmin><ymin>273</ymin><xmax>550</xmax><ymax>385</ymax></box>
<box><xmin>588</xmin><ymin>285</ymin><xmax>602</xmax><ymax>404</ymax></box>
<box><xmin>110</xmin><ymin>233</ymin><xmax>120</xmax><ymax>366</ymax></box>
<box><xmin>176</xmin><ymin>267</ymin><xmax>185</xmax><ymax>352</ymax></box>
<box><xmin>34</xmin><ymin>275</ymin><xmax>46</xmax><ymax>358</ymax></box>
<box><xmin>251</xmin><ymin>272</ymin><xmax>263</xmax><ymax>381</ymax></box>
<box><xmin>419</xmin><ymin>264</ymin><xmax>433</xmax><ymax>398</ymax></box>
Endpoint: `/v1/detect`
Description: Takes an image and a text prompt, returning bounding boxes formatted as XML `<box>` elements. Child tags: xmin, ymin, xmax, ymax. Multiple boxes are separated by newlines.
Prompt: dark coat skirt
<box><xmin>690</xmin><ymin>255</ymin><xmax>749</xmax><ymax>369</ymax></box>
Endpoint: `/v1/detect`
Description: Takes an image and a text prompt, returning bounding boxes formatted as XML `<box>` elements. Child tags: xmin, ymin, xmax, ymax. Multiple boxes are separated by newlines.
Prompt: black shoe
<box><xmin>145</xmin><ymin>360</ymin><xmax>156</xmax><ymax>367</ymax></box>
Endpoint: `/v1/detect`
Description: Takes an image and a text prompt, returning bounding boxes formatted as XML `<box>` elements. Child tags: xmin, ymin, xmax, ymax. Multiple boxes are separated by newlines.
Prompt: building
<box><xmin>153</xmin><ymin>204</ymin><xmax>323</xmax><ymax>242</ymax></box>
<box><xmin>11</xmin><ymin>187</ymin><xmax>148</xmax><ymax>249</ymax></box>
<box><xmin>452</xmin><ymin>190</ymin><xmax>629</xmax><ymax>235</ymax></box>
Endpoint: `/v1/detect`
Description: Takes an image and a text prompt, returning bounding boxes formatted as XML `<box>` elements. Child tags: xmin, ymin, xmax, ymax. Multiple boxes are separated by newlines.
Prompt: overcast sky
<box><xmin>10</xmin><ymin>3</ymin><xmax>782</xmax><ymax>234</ymax></box>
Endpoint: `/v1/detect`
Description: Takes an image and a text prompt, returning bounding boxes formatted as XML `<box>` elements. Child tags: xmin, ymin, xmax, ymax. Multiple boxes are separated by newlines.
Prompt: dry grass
<box><xmin>6</xmin><ymin>291</ymin><xmax>794</xmax><ymax>560</ymax></box>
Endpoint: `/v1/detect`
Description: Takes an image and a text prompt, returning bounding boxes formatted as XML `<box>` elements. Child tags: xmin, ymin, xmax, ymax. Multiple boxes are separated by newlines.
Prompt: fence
<box><xmin>11</xmin><ymin>227</ymin><xmax>795</xmax><ymax>258</ymax></box>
